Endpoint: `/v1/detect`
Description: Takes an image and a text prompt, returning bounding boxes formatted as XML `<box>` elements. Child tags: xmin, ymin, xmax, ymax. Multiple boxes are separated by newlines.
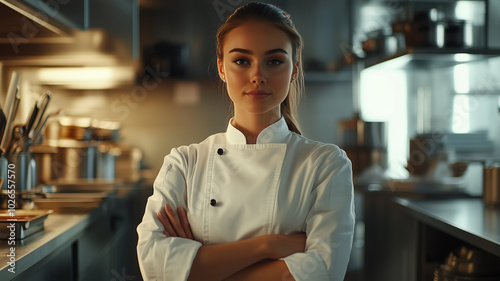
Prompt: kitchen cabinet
<box><xmin>0</xmin><ymin>0</ymin><xmax>139</xmax><ymax>65</ymax></box>
<box><xmin>358</xmin><ymin>0</ymin><xmax>500</xmax><ymax>71</ymax></box>
<box><xmin>357</xmin><ymin>185</ymin><xmax>473</xmax><ymax>281</ymax></box>
<box><xmin>13</xmin><ymin>0</ymin><xmax>87</xmax><ymax>30</ymax></box>
<box><xmin>395</xmin><ymin>198</ymin><xmax>500</xmax><ymax>281</ymax></box>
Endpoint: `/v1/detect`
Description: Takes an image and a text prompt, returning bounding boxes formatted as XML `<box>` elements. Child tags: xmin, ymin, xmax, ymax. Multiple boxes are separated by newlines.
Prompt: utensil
<box><xmin>5</xmin><ymin>125</ymin><xmax>25</xmax><ymax>154</ymax></box>
<box><xmin>18</xmin><ymin>110</ymin><xmax>60</xmax><ymax>152</ymax></box>
<box><xmin>0</xmin><ymin>88</ymin><xmax>21</xmax><ymax>152</ymax></box>
<box><xmin>28</xmin><ymin>92</ymin><xmax>51</xmax><ymax>140</ymax></box>
<box><xmin>0</xmin><ymin>109</ymin><xmax>6</xmax><ymax>146</ymax></box>
<box><xmin>32</xmin><ymin>112</ymin><xmax>51</xmax><ymax>144</ymax></box>
<box><xmin>25</xmin><ymin>103</ymin><xmax>39</xmax><ymax>135</ymax></box>
<box><xmin>3</xmin><ymin>71</ymin><xmax>20</xmax><ymax>118</ymax></box>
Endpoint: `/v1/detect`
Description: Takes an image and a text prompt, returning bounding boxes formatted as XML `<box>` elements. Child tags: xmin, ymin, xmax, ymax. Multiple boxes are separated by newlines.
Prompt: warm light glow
<box><xmin>37</xmin><ymin>67</ymin><xmax>134</xmax><ymax>89</ymax></box>
<box><xmin>454</xmin><ymin>64</ymin><xmax>470</xmax><ymax>94</ymax></box>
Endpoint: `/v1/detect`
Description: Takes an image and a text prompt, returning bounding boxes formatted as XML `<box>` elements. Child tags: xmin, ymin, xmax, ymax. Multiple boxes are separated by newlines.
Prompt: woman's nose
<box><xmin>250</xmin><ymin>65</ymin><xmax>266</xmax><ymax>84</ymax></box>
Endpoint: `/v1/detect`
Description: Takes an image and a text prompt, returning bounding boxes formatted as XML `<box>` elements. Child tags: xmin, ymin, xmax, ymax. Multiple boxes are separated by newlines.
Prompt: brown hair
<box><xmin>216</xmin><ymin>2</ymin><xmax>304</xmax><ymax>135</ymax></box>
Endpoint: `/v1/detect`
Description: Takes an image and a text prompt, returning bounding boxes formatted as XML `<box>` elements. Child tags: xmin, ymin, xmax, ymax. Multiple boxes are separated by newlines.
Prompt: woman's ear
<box><xmin>217</xmin><ymin>59</ymin><xmax>225</xmax><ymax>82</ymax></box>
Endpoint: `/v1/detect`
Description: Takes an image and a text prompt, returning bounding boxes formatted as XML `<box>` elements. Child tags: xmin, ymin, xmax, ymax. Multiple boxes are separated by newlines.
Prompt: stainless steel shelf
<box><xmin>364</xmin><ymin>47</ymin><xmax>500</xmax><ymax>70</ymax></box>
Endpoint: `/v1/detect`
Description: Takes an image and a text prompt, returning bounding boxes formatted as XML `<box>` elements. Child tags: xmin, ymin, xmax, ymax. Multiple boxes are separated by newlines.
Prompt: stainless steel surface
<box><xmin>395</xmin><ymin>198</ymin><xmax>500</xmax><ymax>257</ymax></box>
<box><xmin>37</xmin><ymin>180</ymin><xmax>120</xmax><ymax>193</ymax></box>
<box><xmin>31</xmin><ymin>180</ymin><xmax>120</xmax><ymax>212</ymax></box>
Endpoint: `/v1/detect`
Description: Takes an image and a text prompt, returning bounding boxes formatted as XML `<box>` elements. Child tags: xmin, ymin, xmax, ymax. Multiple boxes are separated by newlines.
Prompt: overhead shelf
<box><xmin>364</xmin><ymin>47</ymin><xmax>500</xmax><ymax>70</ymax></box>
<box><xmin>304</xmin><ymin>69</ymin><xmax>352</xmax><ymax>83</ymax></box>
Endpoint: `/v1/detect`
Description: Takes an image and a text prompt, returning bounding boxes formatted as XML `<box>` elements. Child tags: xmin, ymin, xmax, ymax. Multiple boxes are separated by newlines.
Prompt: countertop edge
<box><xmin>0</xmin><ymin>207</ymin><xmax>105</xmax><ymax>279</ymax></box>
<box><xmin>394</xmin><ymin>197</ymin><xmax>500</xmax><ymax>257</ymax></box>
<box><xmin>0</xmin><ymin>180</ymin><xmax>143</xmax><ymax>279</ymax></box>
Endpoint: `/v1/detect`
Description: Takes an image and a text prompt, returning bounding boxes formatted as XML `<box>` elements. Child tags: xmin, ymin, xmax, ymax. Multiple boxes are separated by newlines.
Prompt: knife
<box><xmin>28</xmin><ymin>91</ymin><xmax>51</xmax><ymax>140</ymax></box>
<box><xmin>0</xmin><ymin>86</ymin><xmax>21</xmax><ymax>151</ymax></box>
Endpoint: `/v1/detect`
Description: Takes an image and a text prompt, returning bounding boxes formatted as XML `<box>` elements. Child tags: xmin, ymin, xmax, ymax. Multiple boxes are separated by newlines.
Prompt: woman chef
<box><xmin>137</xmin><ymin>2</ymin><xmax>355</xmax><ymax>281</ymax></box>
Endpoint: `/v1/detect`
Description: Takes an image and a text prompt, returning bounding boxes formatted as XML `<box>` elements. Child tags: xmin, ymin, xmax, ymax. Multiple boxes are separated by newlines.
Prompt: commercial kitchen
<box><xmin>1</xmin><ymin>0</ymin><xmax>500</xmax><ymax>280</ymax></box>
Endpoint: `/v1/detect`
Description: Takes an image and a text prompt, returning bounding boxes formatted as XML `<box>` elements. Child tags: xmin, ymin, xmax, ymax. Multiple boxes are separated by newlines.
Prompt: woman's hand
<box><xmin>157</xmin><ymin>203</ymin><xmax>194</xmax><ymax>240</ymax></box>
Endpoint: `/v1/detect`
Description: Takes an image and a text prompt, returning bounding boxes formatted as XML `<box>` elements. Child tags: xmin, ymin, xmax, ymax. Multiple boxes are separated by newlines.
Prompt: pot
<box><xmin>35</xmin><ymin>140</ymin><xmax>96</xmax><ymax>181</ymax></box>
<box><xmin>114</xmin><ymin>145</ymin><xmax>143</xmax><ymax>182</ymax></box>
<box><xmin>445</xmin><ymin>20</ymin><xmax>473</xmax><ymax>48</ymax></box>
<box><xmin>338</xmin><ymin>113</ymin><xmax>387</xmax><ymax>175</ymax></box>
<box><xmin>32</xmin><ymin>145</ymin><xmax>58</xmax><ymax>185</ymax></box>
<box><xmin>406</xmin><ymin>20</ymin><xmax>446</xmax><ymax>48</ymax></box>
<box><xmin>95</xmin><ymin>142</ymin><xmax>121</xmax><ymax>180</ymax></box>
<box><xmin>0</xmin><ymin>153</ymin><xmax>36</xmax><ymax>191</ymax></box>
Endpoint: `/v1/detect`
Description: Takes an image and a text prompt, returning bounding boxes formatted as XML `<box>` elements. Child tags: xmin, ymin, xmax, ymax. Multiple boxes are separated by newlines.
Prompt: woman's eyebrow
<box><xmin>228</xmin><ymin>48</ymin><xmax>289</xmax><ymax>55</ymax></box>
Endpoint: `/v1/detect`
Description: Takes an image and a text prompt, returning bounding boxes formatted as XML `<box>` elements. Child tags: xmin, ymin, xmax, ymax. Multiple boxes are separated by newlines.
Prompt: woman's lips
<box><xmin>245</xmin><ymin>90</ymin><xmax>270</xmax><ymax>99</ymax></box>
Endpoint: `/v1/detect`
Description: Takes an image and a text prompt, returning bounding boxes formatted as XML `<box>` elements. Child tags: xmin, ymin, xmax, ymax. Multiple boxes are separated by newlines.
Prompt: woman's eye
<box><xmin>268</xmin><ymin>59</ymin><xmax>283</xmax><ymax>66</ymax></box>
<box><xmin>234</xmin><ymin>59</ymin><xmax>248</xmax><ymax>65</ymax></box>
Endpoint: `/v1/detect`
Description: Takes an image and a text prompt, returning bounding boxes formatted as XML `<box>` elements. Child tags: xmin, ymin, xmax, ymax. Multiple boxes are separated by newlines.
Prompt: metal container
<box><xmin>114</xmin><ymin>145</ymin><xmax>143</xmax><ymax>182</ymax></box>
<box><xmin>445</xmin><ymin>20</ymin><xmax>469</xmax><ymax>48</ymax></box>
<box><xmin>2</xmin><ymin>153</ymin><xmax>36</xmax><ymax>191</ymax></box>
<box><xmin>0</xmin><ymin>209</ymin><xmax>52</xmax><ymax>240</ymax></box>
<box><xmin>41</xmin><ymin>139</ymin><xmax>96</xmax><ymax>181</ymax></box>
<box><xmin>338</xmin><ymin>113</ymin><xmax>387</xmax><ymax>175</ymax></box>
<box><xmin>483</xmin><ymin>163</ymin><xmax>500</xmax><ymax>206</ymax></box>
<box><xmin>406</xmin><ymin>21</ymin><xmax>446</xmax><ymax>48</ymax></box>
<box><xmin>95</xmin><ymin>142</ymin><xmax>121</xmax><ymax>180</ymax></box>
<box><xmin>32</xmin><ymin>145</ymin><xmax>59</xmax><ymax>185</ymax></box>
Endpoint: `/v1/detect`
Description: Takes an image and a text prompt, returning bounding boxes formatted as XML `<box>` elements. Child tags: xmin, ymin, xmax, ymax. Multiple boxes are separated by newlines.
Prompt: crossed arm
<box><xmin>157</xmin><ymin>204</ymin><xmax>303</xmax><ymax>281</ymax></box>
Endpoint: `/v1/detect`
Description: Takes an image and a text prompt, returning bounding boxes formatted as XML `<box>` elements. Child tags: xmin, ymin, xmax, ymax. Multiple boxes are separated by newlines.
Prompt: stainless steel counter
<box><xmin>0</xmin><ymin>181</ymin><xmax>147</xmax><ymax>280</ymax></box>
<box><xmin>395</xmin><ymin>197</ymin><xmax>500</xmax><ymax>257</ymax></box>
<box><xmin>0</xmin><ymin>208</ymin><xmax>103</xmax><ymax>279</ymax></box>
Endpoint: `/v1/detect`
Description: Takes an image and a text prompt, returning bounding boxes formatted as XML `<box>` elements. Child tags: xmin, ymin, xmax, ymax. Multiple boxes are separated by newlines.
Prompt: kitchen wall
<box><xmin>49</xmin><ymin>0</ymin><xmax>354</xmax><ymax>172</ymax></box>
<box><xmin>44</xmin><ymin>78</ymin><xmax>352</xmax><ymax>173</ymax></box>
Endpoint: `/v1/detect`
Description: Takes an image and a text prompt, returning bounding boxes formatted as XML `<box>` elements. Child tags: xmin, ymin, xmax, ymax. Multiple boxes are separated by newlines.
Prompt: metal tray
<box><xmin>32</xmin><ymin>197</ymin><xmax>104</xmax><ymax>213</ymax></box>
<box><xmin>0</xmin><ymin>209</ymin><xmax>52</xmax><ymax>240</ymax></box>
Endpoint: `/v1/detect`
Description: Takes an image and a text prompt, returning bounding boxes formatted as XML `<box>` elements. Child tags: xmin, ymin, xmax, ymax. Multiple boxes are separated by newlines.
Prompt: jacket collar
<box><xmin>226</xmin><ymin>117</ymin><xmax>290</xmax><ymax>144</ymax></box>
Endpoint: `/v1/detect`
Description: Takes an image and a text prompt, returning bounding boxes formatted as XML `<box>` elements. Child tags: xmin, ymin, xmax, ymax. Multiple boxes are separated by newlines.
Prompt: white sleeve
<box><xmin>137</xmin><ymin>148</ymin><xmax>202</xmax><ymax>281</ymax></box>
<box><xmin>283</xmin><ymin>151</ymin><xmax>356</xmax><ymax>281</ymax></box>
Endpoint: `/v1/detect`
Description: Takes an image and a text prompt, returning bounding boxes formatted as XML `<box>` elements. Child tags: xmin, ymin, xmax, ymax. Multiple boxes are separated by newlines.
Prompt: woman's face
<box><xmin>218</xmin><ymin>21</ymin><xmax>297</xmax><ymax>119</ymax></box>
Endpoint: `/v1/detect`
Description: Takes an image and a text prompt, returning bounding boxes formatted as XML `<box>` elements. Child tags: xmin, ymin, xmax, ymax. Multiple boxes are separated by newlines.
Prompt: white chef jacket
<box><xmin>137</xmin><ymin>117</ymin><xmax>355</xmax><ymax>281</ymax></box>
